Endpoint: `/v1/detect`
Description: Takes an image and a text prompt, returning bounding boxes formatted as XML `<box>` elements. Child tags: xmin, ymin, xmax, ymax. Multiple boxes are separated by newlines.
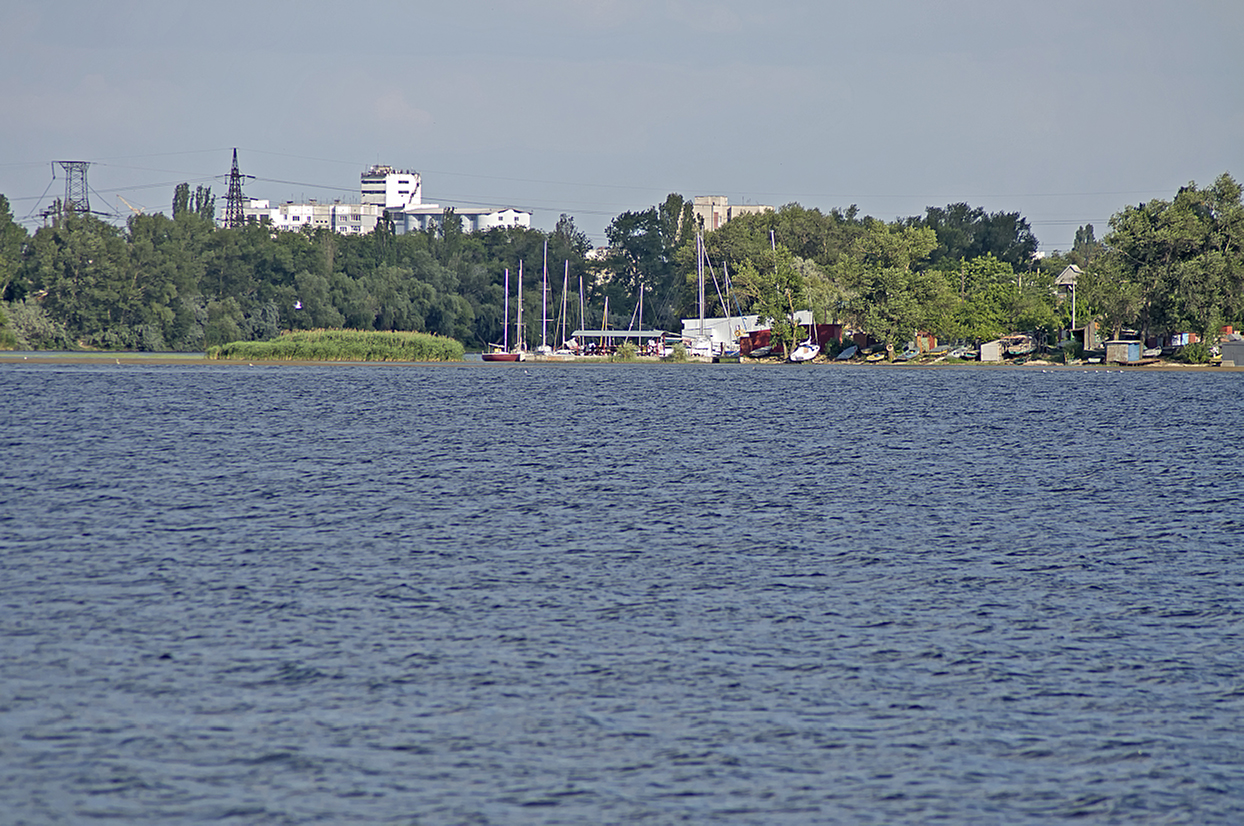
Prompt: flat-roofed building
<box><xmin>692</xmin><ymin>196</ymin><xmax>773</xmax><ymax>232</ymax></box>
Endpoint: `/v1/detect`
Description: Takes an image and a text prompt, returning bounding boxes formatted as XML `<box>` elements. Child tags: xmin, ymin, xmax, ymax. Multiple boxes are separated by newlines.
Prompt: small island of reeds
<box><xmin>207</xmin><ymin>329</ymin><xmax>464</xmax><ymax>362</ymax></box>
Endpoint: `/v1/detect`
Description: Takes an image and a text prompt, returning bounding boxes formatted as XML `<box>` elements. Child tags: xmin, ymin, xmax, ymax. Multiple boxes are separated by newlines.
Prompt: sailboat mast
<box><xmin>698</xmin><ymin>233</ymin><xmax>706</xmax><ymax>340</ymax></box>
<box><xmin>502</xmin><ymin>268</ymin><xmax>510</xmax><ymax>351</ymax></box>
<box><xmin>561</xmin><ymin>260</ymin><xmax>569</xmax><ymax>347</ymax></box>
<box><xmin>517</xmin><ymin>260</ymin><xmax>524</xmax><ymax>352</ymax></box>
<box><xmin>541</xmin><ymin>240</ymin><xmax>548</xmax><ymax>351</ymax></box>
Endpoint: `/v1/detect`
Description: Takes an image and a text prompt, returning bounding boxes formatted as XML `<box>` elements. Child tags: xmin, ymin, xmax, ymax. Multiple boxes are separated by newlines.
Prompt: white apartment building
<box><xmin>241</xmin><ymin>200</ymin><xmax>384</xmax><ymax>235</ymax></box>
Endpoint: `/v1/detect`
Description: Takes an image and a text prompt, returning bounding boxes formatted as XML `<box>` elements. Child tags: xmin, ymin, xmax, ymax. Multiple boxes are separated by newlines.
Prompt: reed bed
<box><xmin>207</xmin><ymin>329</ymin><xmax>464</xmax><ymax>362</ymax></box>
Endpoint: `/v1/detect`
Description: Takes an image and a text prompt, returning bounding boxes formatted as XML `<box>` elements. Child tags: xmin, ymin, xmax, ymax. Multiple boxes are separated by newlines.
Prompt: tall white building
<box><xmin>361</xmin><ymin>165</ymin><xmax>424</xmax><ymax>210</ymax></box>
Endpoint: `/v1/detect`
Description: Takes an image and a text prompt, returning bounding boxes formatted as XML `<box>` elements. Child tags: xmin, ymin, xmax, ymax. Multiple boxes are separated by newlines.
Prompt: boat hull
<box><xmin>481</xmin><ymin>353</ymin><xmax>522</xmax><ymax>362</ymax></box>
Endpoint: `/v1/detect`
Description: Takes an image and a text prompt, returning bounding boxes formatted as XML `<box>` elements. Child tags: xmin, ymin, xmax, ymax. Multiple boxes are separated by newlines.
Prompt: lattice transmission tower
<box><xmin>57</xmin><ymin>161</ymin><xmax>91</xmax><ymax>216</ymax></box>
<box><xmin>224</xmin><ymin>148</ymin><xmax>246</xmax><ymax>228</ymax></box>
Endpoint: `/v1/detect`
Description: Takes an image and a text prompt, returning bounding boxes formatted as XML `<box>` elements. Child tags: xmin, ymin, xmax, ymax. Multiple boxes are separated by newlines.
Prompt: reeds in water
<box><xmin>207</xmin><ymin>329</ymin><xmax>465</xmax><ymax>362</ymax></box>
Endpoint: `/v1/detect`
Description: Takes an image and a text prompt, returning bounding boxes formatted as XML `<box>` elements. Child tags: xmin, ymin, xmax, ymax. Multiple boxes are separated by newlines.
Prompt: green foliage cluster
<box><xmin>1175</xmin><ymin>341</ymin><xmax>1212</xmax><ymax>364</ymax></box>
<box><xmin>208</xmin><ymin>329</ymin><xmax>464</xmax><ymax>362</ymax></box>
<box><xmin>610</xmin><ymin>341</ymin><xmax>640</xmax><ymax>362</ymax></box>
<box><xmin>4</xmin><ymin>171</ymin><xmax>1240</xmax><ymax>357</ymax></box>
<box><xmin>0</xmin><ymin>189</ymin><xmax>595</xmax><ymax>353</ymax></box>
<box><xmin>685</xmin><ymin>204</ymin><xmax>1058</xmax><ymax>347</ymax></box>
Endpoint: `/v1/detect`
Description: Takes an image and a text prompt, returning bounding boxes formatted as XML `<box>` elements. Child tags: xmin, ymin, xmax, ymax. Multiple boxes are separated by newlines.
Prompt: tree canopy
<box><xmin>3</xmin><ymin>174</ymin><xmax>1241</xmax><ymax>353</ymax></box>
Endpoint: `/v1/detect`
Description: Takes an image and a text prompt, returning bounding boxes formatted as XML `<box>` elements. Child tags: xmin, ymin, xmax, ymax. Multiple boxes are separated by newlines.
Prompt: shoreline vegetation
<box><xmin>207</xmin><ymin>329</ymin><xmax>464</xmax><ymax>362</ymax></box>
<box><xmin>2</xmin><ymin>175</ymin><xmax>1240</xmax><ymax>360</ymax></box>
<box><xmin>3</xmin><ymin>346</ymin><xmax>1240</xmax><ymax>370</ymax></box>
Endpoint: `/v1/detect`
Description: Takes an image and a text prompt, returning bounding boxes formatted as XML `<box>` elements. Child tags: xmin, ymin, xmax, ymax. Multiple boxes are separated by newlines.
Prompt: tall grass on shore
<box><xmin>207</xmin><ymin>329</ymin><xmax>464</xmax><ymax>362</ymax></box>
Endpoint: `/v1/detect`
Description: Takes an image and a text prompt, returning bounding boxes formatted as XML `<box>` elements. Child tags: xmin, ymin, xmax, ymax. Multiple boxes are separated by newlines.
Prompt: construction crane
<box><xmin>117</xmin><ymin>195</ymin><xmax>144</xmax><ymax>215</ymax></box>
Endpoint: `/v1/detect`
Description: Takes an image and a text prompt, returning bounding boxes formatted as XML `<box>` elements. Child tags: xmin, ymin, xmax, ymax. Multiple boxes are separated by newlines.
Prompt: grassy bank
<box><xmin>207</xmin><ymin>329</ymin><xmax>464</xmax><ymax>362</ymax></box>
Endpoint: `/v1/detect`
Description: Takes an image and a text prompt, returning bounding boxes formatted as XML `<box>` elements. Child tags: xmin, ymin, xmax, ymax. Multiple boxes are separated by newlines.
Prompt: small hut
<box><xmin>1105</xmin><ymin>340</ymin><xmax>1141</xmax><ymax>364</ymax></box>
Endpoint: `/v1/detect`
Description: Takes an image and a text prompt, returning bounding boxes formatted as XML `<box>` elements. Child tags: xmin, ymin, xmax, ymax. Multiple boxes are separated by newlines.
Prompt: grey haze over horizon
<box><xmin>2</xmin><ymin>0</ymin><xmax>1241</xmax><ymax>252</ymax></box>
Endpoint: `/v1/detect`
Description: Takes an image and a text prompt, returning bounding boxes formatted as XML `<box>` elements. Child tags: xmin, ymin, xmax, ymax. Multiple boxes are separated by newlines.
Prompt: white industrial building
<box><xmin>235</xmin><ymin>163</ymin><xmax>530</xmax><ymax>236</ymax></box>
<box><xmin>391</xmin><ymin>206</ymin><xmax>531</xmax><ymax>234</ymax></box>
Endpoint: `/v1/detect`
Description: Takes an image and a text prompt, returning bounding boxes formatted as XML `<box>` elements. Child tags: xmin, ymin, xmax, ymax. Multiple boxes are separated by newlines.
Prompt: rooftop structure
<box><xmin>361</xmin><ymin>165</ymin><xmax>423</xmax><ymax>210</ymax></box>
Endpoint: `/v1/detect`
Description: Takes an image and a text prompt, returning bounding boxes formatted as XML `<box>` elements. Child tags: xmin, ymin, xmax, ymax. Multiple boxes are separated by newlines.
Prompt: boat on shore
<box><xmin>788</xmin><ymin>335</ymin><xmax>820</xmax><ymax>363</ymax></box>
<box><xmin>1002</xmin><ymin>333</ymin><xmax>1036</xmax><ymax>357</ymax></box>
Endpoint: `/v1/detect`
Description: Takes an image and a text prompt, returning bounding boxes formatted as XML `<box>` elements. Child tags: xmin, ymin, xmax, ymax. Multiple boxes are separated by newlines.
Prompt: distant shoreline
<box><xmin>3</xmin><ymin>351</ymin><xmax>1241</xmax><ymax>371</ymax></box>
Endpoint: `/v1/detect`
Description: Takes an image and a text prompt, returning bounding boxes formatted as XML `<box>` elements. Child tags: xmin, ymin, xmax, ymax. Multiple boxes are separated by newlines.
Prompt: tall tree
<box><xmin>732</xmin><ymin>241</ymin><xmax>809</xmax><ymax>350</ymax></box>
<box><xmin>0</xmin><ymin>194</ymin><xmax>28</xmax><ymax>300</ymax></box>
<box><xmin>835</xmin><ymin>220</ymin><xmax>939</xmax><ymax>347</ymax></box>
<box><xmin>1104</xmin><ymin>174</ymin><xmax>1244</xmax><ymax>339</ymax></box>
<box><xmin>905</xmin><ymin>203</ymin><xmax>1038</xmax><ymax>270</ymax></box>
<box><xmin>603</xmin><ymin>193</ymin><xmax>693</xmax><ymax>330</ymax></box>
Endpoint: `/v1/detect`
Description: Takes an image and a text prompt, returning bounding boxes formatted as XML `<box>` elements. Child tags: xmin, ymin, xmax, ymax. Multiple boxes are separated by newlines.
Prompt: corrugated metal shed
<box><xmin>1221</xmin><ymin>340</ymin><xmax>1244</xmax><ymax>367</ymax></box>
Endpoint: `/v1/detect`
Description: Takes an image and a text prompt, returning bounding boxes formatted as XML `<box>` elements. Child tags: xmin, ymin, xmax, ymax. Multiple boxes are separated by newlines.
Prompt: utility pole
<box><xmin>224</xmin><ymin>148</ymin><xmax>246</xmax><ymax>228</ymax></box>
<box><xmin>56</xmin><ymin>161</ymin><xmax>91</xmax><ymax>216</ymax></box>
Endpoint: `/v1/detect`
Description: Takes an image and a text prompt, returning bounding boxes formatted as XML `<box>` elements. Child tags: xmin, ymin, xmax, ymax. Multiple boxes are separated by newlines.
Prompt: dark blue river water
<box><xmin>2</xmin><ymin>362</ymin><xmax>1242</xmax><ymax>824</ymax></box>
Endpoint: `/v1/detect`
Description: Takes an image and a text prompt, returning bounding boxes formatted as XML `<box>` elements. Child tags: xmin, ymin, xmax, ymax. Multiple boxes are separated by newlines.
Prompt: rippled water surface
<box><xmin>3</xmin><ymin>362</ymin><xmax>1243</xmax><ymax>824</ymax></box>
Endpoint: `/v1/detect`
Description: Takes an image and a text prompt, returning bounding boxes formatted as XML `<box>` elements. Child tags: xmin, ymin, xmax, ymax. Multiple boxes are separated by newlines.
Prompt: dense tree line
<box><xmin>2</xmin><ymin>175</ymin><xmax>1241</xmax><ymax>352</ymax></box>
<box><xmin>0</xmin><ymin>191</ymin><xmax>595</xmax><ymax>351</ymax></box>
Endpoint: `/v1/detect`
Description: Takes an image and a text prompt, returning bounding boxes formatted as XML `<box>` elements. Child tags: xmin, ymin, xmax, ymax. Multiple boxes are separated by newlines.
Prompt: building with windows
<box><xmin>232</xmin><ymin>163</ymin><xmax>531</xmax><ymax>236</ymax></box>
<box><xmin>361</xmin><ymin>165</ymin><xmax>423</xmax><ymax>210</ymax></box>
<box><xmin>692</xmin><ymin>196</ymin><xmax>773</xmax><ymax>231</ymax></box>
<box><xmin>241</xmin><ymin>199</ymin><xmax>384</xmax><ymax>235</ymax></box>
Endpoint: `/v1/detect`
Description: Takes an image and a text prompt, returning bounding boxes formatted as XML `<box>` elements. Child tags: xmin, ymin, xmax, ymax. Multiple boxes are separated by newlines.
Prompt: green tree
<box><xmin>732</xmin><ymin>242</ymin><xmax>809</xmax><ymax>350</ymax></box>
<box><xmin>835</xmin><ymin>221</ymin><xmax>939</xmax><ymax>347</ymax></box>
<box><xmin>1104</xmin><ymin>174</ymin><xmax>1244</xmax><ymax>339</ymax></box>
<box><xmin>603</xmin><ymin>193</ymin><xmax>694</xmax><ymax>331</ymax></box>
<box><xmin>25</xmin><ymin>212</ymin><xmax>132</xmax><ymax>345</ymax></box>
<box><xmin>0</xmin><ymin>195</ymin><xmax>28</xmax><ymax>301</ymax></box>
<box><xmin>905</xmin><ymin>203</ymin><xmax>1038</xmax><ymax>271</ymax></box>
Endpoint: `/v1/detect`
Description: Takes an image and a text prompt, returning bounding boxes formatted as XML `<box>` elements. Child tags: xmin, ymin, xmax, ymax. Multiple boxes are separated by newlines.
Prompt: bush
<box><xmin>611</xmin><ymin>341</ymin><xmax>639</xmax><ymax>362</ymax></box>
<box><xmin>1176</xmin><ymin>341</ymin><xmax>1211</xmax><ymax>364</ymax></box>
<box><xmin>2</xmin><ymin>299</ymin><xmax>75</xmax><ymax>350</ymax></box>
<box><xmin>664</xmin><ymin>342</ymin><xmax>688</xmax><ymax>362</ymax></box>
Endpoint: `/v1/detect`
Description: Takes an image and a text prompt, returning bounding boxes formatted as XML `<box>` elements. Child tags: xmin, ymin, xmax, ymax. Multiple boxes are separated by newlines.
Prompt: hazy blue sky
<box><xmin>3</xmin><ymin>0</ymin><xmax>1241</xmax><ymax>251</ymax></box>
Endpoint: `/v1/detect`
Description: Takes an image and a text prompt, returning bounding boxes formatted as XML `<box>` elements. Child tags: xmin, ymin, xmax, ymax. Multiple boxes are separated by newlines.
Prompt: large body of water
<box><xmin>2</xmin><ymin>361</ymin><xmax>1242</xmax><ymax>824</ymax></box>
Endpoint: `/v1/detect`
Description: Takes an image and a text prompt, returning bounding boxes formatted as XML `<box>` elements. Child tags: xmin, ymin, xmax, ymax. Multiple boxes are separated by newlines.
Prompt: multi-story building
<box><xmin>692</xmin><ymin>196</ymin><xmax>773</xmax><ymax>232</ymax></box>
<box><xmin>361</xmin><ymin>165</ymin><xmax>424</xmax><ymax>210</ymax></box>
<box><xmin>241</xmin><ymin>199</ymin><xmax>384</xmax><ymax>235</ymax></box>
<box><xmin>233</xmin><ymin>163</ymin><xmax>531</xmax><ymax>235</ymax></box>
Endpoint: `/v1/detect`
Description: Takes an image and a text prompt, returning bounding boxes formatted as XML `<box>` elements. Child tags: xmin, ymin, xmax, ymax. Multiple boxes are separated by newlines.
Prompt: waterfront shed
<box><xmin>1221</xmin><ymin>340</ymin><xmax>1244</xmax><ymax>367</ymax></box>
<box><xmin>980</xmin><ymin>340</ymin><xmax>1003</xmax><ymax>362</ymax></box>
<box><xmin>1105</xmin><ymin>340</ymin><xmax>1141</xmax><ymax>364</ymax></box>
